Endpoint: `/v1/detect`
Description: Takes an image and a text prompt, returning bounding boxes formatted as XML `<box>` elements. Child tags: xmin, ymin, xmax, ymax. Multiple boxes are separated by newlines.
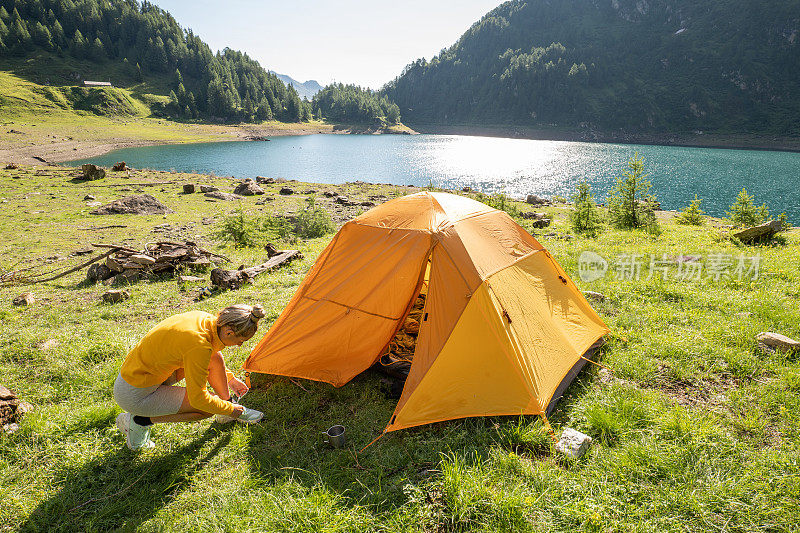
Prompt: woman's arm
<box><xmin>183</xmin><ymin>348</ymin><xmax>237</xmax><ymax>416</ymax></box>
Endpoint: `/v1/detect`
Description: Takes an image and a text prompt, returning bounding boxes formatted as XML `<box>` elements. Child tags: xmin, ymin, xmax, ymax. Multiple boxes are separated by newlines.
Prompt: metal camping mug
<box><xmin>322</xmin><ymin>425</ymin><xmax>346</xmax><ymax>448</ymax></box>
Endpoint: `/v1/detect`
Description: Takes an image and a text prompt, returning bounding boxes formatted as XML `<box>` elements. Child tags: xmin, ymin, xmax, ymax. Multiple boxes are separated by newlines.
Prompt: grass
<box><xmin>0</xmin><ymin>165</ymin><xmax>799</xmax><ymax>531</ymax></box>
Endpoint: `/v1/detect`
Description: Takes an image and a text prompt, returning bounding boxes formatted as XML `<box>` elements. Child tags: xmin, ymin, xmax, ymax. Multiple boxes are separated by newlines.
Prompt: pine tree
<box><xmin>32</xmin><ymin>21</ymin><xmax>52</xmax><ymax>49</ymax></box>
<box><xmin>570</xmin><ymin>181</ymin><xmax>603</xmax><ymax>236</ymax></box>
<box><xmin>727</xmin><ymin>188</ymin><xmax>769</xmax><ymax>227</ymax></box>
<box><xmin>70</xmin><ymin>28</ymin><xmax>86</xmax><ymax>58</ymax></box>
<box><xmin>90</xmin><ymin>37</ymin><xmax>105</xmax><ymax>61</ymax></box>
<box><xmin>0</xmin><ymin>7</ymin><xmax>9</xmax><ymax>22</ymax></box>
<box><xmin>51</xmin><ymin>19</ymin><xmax>65</xmax><ymax>47</ymax></box>
<box><xmin>675</xmin><ymin>195</ymin><xmax>705</xmax><ymax>225</ymax></box>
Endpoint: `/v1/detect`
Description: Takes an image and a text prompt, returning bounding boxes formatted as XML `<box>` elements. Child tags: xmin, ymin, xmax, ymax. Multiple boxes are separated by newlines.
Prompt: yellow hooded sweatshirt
<box><xmin>120</xmin><ymin>310</ymin><xmax>236</xmax><ymax>416</ymax></box>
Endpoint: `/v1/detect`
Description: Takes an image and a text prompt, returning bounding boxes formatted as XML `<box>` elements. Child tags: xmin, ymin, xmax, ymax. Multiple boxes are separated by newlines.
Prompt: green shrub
<box><xmin>675</xmin><ymin>194</ymin><xmax>705</xmax><ymax>225</ymax></box>
<box><xmin>476</xmin><ymin>191</ymin><xmax>519</xmax><ymax>217</ymax></box>
<box><xmin>296</xmin><ymin>196</ymin><xmax>336</xmax><ymax>238</ymax></box>
<box><xmin>213</xmin><ymin>204</ymin><xmax>261</xmax><ymax>247</ymax></box>
<box><xmin>727</xmin><ymin>188</ymin><xmax>769</xmax><ymax>227</ymax></box>
<box><xmin>607</xmin><ymin>153</ymin><xmax>659</xmax><ymax>233</ymax></box>
<box><xmin>569</xmin><ymin>181</ymin><xmax>603</xmax><ymax>236</ymax></box>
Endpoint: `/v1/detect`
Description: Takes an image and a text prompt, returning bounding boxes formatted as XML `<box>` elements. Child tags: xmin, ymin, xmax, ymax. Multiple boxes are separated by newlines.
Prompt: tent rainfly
<box><xmin>244</xmin><ymin>192</ymin><xmax>609</xmax><ymax>432</ymax></box>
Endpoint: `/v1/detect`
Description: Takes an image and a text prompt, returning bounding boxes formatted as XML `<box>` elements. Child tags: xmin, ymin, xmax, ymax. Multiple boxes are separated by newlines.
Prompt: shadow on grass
<box><xmin>20</xmin><ymin>425</ymin><xmax>232</xmax><ymax>532</ymax></box>
<box><xmin>241</xmin><ymin>371</ymin><xmax>529</xmax><ymax>514</ymax></box>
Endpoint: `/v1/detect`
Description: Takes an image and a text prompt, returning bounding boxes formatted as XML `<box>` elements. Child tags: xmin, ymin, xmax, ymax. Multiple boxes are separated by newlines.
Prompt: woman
<box><xmin>114</xmin><ymin>304</ymin><xmax>266</xmax><ymax>450</ymax></box>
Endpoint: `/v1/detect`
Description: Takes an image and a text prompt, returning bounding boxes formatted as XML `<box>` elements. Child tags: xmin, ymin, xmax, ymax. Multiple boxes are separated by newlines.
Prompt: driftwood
<box><xmin>732</xmin><ymin>220</ymin><xmax>784</xmax><ymax>243</ymax></box>
<box><xmin>1</xmin><ymin>249</ymin><xmax>116</xmax><ymax>286</ymax></box>
<box><xmin>210</xmin><ymin>250</ymin><xmax>301</xmax><ymax>290</ymax></box>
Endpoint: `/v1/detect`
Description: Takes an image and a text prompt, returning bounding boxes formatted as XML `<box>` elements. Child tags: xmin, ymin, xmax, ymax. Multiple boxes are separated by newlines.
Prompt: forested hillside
<box><xmin>312</xmin><ymin>84</ymin><xmax>400</xmax><ymax>126</ymax></box>
<box><xmin>0</xmin><ymin>0</ymin><xmax>312</xmax><ymax>122</ymax></box>
<box><xmin>384</xmin><ymin>0</ymin><xmax>800</xmax><ymax>135</ymax></box>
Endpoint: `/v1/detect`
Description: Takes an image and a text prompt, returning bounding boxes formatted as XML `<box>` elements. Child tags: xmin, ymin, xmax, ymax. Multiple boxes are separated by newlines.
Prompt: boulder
<box><xmin>87</xmin><ymin>263</ymin><xmax>115</xmax><ymax>282</ymax></box>
<box><xmin>732</xmin><ymin>220</ymin><xmax>784</xmax><ymax>243</ymax></box>
<box><xmin>233</xmin><ymin>179</ymin><xmax>265</xmax><ymax>196</ymax></box>
<box><xmin>520</xmin><ymin>211</ymin><xmax>547</xmax><ymax>220</ymax></box>
<box><xmin>525</xmin><ymin>194</ymin><xmax>550</xmax><ymax>206</ymax></box>
<box><xmin>112</xmin><ymin>161</ymin><xmax>128</xmax><ymax>171</ymax></box>
<box><xmin>12</xmin><ymin>293</ymin><xmax>34</xmax><ymax>306</ymax></box>
<box><xmin>183</xmin><ymin>184</ymin><xmax>196</xmax><ymax>194</ymax></box>
<box><xmin>90</xmin><ymin>194</ymin><xmax>173</xmax><ymax>215</ymax></box>
<box><xmin>204</xmin><ymin>191</ymin><xmax>245</xmax><ymax>201</ymax></box>
<box><xmin>555</xmin><ymin>428</ymin><xmax>592</xmax><ymax>458</ymax></box>
<box><xmin>83</xmin><ymin>194</ymin><xmax>96</xmax><ymax>201</ymax></box>
<box><xmin>4</xmin><ymin>163</ymin><xmax>19</xmax><ymax>170</ymax></box>
<box><xmin>102</xmin><ymin>289</ymin><xmax>130</xmax><ymax>303</ymax></box>
<box><xmin>279</xmin><ymin>187</ymin><xmax>295</xmax><ymax>195</ymax></box>
<box><xmin>530</xmin><ymin>218</ymin><xmax>552</xmax><ymax>228</ymax></box>
<box><xmin>323</xmin><ymin>191</ymin><xmax>338</xmax><ymax>198</ymax></box>
<box><xmin>756</xmin><ymin>331</ymin><xmax>800</xmax><ymax>354</ymax></box>
<box><xmin>80</xmin><ymin>164</ymin><xmax>106</xmax><ymax>180</ymax></box>
<box><xmin>335</xmin><ymin>196</ymin><xmax>358</xmax><ymax>207</ymax></box>
<box><xmin>199</xmin><ymin>185</ymin><xmax>218</xmax><ymax>193</ymax></box>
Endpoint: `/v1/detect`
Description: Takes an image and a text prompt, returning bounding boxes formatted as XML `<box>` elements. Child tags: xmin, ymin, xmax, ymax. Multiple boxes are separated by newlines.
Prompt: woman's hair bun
<box><xmin>250</xmin><ymin>304</ymin><xmax>265</xmax><ymax>320</ymax></box>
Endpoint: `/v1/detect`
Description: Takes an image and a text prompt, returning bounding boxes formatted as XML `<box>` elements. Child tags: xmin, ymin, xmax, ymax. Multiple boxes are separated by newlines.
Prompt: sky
<box><xmin>151</xmin><ymin>0</ymin><xmax>505</xmax><ymax>89</ymax></box>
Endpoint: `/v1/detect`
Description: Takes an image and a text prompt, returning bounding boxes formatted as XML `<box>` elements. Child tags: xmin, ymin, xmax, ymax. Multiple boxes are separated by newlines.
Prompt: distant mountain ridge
<box><xmin>384</xmin><ymin>0</ymin><xmax>800</xmax><ymax>135</ymax></box>
<box><xmin>270</xmin><ymin>72</ymin><xmax>323</xmax><ymax>100</ymax></box>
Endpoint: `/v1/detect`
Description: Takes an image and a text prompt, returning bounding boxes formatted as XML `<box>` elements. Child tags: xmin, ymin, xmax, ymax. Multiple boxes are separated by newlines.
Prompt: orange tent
<box><xmin>244</xmin><ymin>192</ymin><xmax>608</xmax><ymax>432</ymax></box>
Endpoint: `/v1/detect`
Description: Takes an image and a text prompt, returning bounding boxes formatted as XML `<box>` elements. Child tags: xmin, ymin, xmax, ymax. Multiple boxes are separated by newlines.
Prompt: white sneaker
<box><xmin>116</xmin><ymin>412</ymin><xmax>155</xmax><ymax>450</ymax></box>
<box><xmin>215</xmin><ymin>405</ymin><xmax>263</xmax><ymax>424</ymax></box>
<box><xmin>237</xmin><ymin>406</ymin><xmax>264</xmax><ymax>424</ymax></box>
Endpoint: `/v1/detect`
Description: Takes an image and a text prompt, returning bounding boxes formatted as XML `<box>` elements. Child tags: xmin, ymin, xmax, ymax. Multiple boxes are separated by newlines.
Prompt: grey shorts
<box><xmin>113</xmin><ymin>373</ymin><xmax>186</xmax><ymax>417</ymax></box>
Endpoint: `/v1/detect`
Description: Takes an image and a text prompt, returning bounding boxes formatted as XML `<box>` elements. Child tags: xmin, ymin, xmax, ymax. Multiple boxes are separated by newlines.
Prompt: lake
<box><xmin>70</xmin><ymin>134</ymin><xmax>800</xmax><ymax>222</ymax></box>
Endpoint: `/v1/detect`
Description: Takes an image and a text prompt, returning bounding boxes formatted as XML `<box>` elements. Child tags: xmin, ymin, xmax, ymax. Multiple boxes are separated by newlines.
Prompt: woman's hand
<box><xmin>228</xmin><ymin>377</ymin><xmax>249</xmax><ymax>398</ymax></box>
<box><xmin>231</xmin><ymin>404</ymin><xmax>245</xmax><ymax>417</ymax></box>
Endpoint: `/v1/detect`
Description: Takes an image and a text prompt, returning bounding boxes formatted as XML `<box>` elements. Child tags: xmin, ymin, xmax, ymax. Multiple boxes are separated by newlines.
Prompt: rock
<box><xmin>83</xmin><ymin>194</ymin><xmax>95</xmax><ymax>201</ymax></box>
<box><xmin>336</xmin><ymin>196</ymin><xmax>358</xmax><ymax>207</ymax></box>
<box><xmin>2</xmin><ymin>423</ymin><xmax>19</xmax><ymax>434</ymax></box>
<box><xmin>4</xmin><ymin>163</ymin><xmax>19</xmax><ymax>170</ymax></box>
<box><xmin>87</xmin><ymin>263</ymin><xmax>114</xmax><ymax>282</ymax></box>
<box><xmin>199</xmin><ymin>185</ymin><xmax>218</xmax><ymax>193</ymax></box>
<box><xmin>255</xmin><ymin>176</ymin><xmax>274</xmax><ymax>184</ymax></box>
<box><xmin>303</xmin><ymin>189</ymin><xmax>317</xmax><ymax>194</ymax></box>
<box><xmin>102</xmin><ymin>289</ymin><xmax>130</xmax><ymax>303</ymax></box>
<box><xmin>756</xmin><ymin>332</ymin><xmax>800</xmax><ymax>354</ymax></box>
<box><xmin>583</xmin><ymin>291</ymin><xmax>607</xmax><ymax>302</ymax></box>
<box><xmin>179</xmin><ymin>275</ymin><xmax>204</xmax><ymax>282</ymax></box>
<box><xmin>112</xmin><ymin>161</ymin><xmax>128</xmax><ymax>171</ymax></box>
<box><xmin>204</xmin><ymin>191</ymin><xmax>245</xmax><ymax>201</ymax></box>
<box><xmin>87</xmin><ymin>201</ymin><xmax>101</xmax><ymax>207</ymax></box>
<box><xmin>732</xmin><ymin>220</ymin><xmax>784</xmax><ymax>243</ymax></box>
<box><xmin>555</xmin><ymin>428</ymin><xmax>592</xmax><ymax>458</ymax></box>
<box><xmin>0</xmin><ymin>386</ymin><xmax>13</xmax><ymax>400</ymax></box>
<box><xmin>80</xmin><ymin>164</ymin><xmax>106</xmax><ymax>180</ymax></box>
<box><xmin>279</xmin><ymin>187</ymin><xmax>294</xmax><ymax>195</ymax></box>
<box><xmin>530</xmin><ymin>218</ymin><xmax>552</xmax><ymax>228</ymax></box>
<box><xmin>323</xmin><ymin>191</ymin><xmax>338</xmax><ymax>198</ymax></box>
<box><xmin>526</xmin><ymin>194</ymin><xmax>550</xmax><ymax>206</ymax></box>
<box><xmin>39</xmin><ymin>339</ymin><xmax>59</xmax><ymax>351</ymax></box>
<box><xmin>90</xmin><ymin>194</ymin><xmax>173</xmax><ymax>215</ymax></box>
<box><xmin>521</xmin><ymin>211</ymin><xmax>547</xmax><ymax>220</ymax></box>
<box><xmin>233</xmin><ymin>179</ymin><xmax>265</xmax><ymax>196</ymax></box>
<box><xmin>183</xmin><ymin>184</ymin><xmax>196</xmax><ymax>194</ymax></box>
<box><xmin>201</xmin><ymin>217</ymin><xmax>215</xmax><ymax>225</ymax></box>
<box><xmin>129</xmin><ymin>254</ymin><xmax>156</xmax><ymax>266</ymax></box>
<box><xmin>462</xmin><ymin>186</ymin><xmax>472</xmax><ymax>192</ymax></box>
<box><xmin>12</xmin><ymin>293</ymin><xmax>34</xmax><ymax>306</ymax></box>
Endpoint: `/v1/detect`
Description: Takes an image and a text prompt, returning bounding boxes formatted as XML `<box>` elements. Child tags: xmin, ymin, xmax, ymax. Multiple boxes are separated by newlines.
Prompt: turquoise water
<box><xmin>70</xmin><ymin>134</ymin><xmax>800</xmax><ymax>222</ymax></box>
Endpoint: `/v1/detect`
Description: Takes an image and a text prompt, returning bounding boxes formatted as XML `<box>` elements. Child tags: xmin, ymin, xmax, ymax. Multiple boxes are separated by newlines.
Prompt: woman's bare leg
<box><xmin>150</xmin><ymin>355</ymin><xmax>229</xmax><ymax>424</ymax></box>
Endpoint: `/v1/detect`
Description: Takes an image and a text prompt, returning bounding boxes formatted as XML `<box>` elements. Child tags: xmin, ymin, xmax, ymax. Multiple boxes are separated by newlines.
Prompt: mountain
<box><xmin>383</xmin><ymin>0</ymin><xmax>800</xmax><ymax>135</ymax></box>
<box><xmin>0</xmin><ymin>0</ymin><xmax>312</xmax><ymax>122</ymax></box>
<box><xmin>270</xmin><ymin>72</ymin><xmax>323</xmax><ymax>100</ymax></box>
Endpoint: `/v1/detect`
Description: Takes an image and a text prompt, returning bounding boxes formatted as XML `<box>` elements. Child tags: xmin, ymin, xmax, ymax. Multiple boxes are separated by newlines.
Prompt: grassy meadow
<box><xmin>0</xmin><ymin>164</ymin><xmax>798</xmax><ymax>532</ymax></box>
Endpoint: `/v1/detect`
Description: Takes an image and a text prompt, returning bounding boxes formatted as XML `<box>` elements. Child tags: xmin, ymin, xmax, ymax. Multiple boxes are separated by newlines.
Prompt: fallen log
<box><xmin>211</xmin><ymin>250</ymin><xmax>301</xmax><ymax>290</ymax></box>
